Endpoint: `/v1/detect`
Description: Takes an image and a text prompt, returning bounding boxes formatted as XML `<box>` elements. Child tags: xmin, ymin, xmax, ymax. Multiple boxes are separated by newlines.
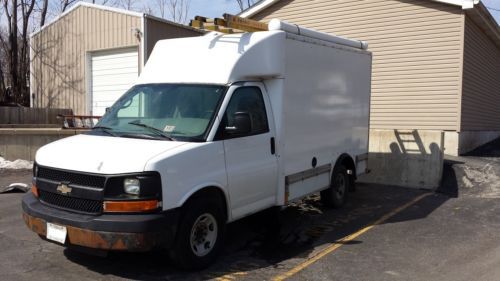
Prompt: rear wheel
<box><xmin>169</xmin><ymin>198</ymin><xmax>225</xmax><ymax>270</ymax></box>
<box><xmin>321</xmin><ymin>165</ymin><xmax>350</xmax><ymax>208</ymax></box>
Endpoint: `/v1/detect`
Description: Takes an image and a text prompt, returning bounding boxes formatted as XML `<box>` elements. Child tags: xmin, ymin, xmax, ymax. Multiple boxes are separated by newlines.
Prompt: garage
<box><xmin>89</xmin><ymin>48</ymin><xmax>139</xmax><ymax>116</ymax></box>
<box><xmin>30</xmin><ymin>2</ymin><xmax>203</xmax><ymax>115</ymax></box>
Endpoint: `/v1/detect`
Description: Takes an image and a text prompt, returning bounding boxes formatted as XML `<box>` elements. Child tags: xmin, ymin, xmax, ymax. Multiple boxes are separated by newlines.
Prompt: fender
<box><xmin>333</xmin><ymin>153</ymin><xmax>356</xmax><ymax>177</ymax></box>
<box><xmin>176</xmin><ymin>182</ymin><xmax>232</xmax><ymax>221</ymax></box>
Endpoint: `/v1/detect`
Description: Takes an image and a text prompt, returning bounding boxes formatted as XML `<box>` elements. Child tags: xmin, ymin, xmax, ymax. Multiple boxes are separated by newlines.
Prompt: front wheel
<box><xmin>169</xmin><ymin>198</ymin><xmax>225</xmax><ymax>270</ymax></box>
<box><xmin>320</xmin><ymin>165</ymin><xmax>350</xmax><ymax>208</ymax></box>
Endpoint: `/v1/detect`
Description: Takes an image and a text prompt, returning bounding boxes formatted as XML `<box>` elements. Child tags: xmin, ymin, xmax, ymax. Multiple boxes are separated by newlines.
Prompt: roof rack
<box><xmin>189</xmin><ymin>14</ymin><xmax>368</xmax><ymax>50</ymax></box>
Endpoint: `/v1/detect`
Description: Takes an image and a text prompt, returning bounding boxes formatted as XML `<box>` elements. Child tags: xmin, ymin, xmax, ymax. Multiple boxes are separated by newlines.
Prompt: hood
<box><xmin>35</xmin><ymin>134</ymin><xmax>188</xmax><ymax>174</ymax></box>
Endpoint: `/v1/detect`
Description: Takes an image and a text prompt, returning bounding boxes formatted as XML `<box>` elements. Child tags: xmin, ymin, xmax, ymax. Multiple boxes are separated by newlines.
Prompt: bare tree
<box><xmin>156</xmin><ymin>0</ymin><xmax>167</xmax><ymax>18</ymax></box>
<box><xmin>0</xmin><ymin>0</ymin><xmax>37</xmax><ymax>105</ymax></box>
<box><xmin>40</xmin><ymin>0</ymin><xmax>48</xmax><ymax>26</ymax></box>
<box><xmin>114</xmin><ymin>0</ymin><xmax>135</xmax><ymax>11</ymax></box>
<box><xmin>236</xmin><ymin>0</ymin><xmax>255</xmax><ymax>11</ymax></box>
<box><xmin>0</xmin><ymin>28</ymin><xmax>6</xmax><ymax>102</ymax></box>
<box><xmin>166</xmin><ymin>0</ymin><xmax>191</xmax><ymax>23</ymax></box>
<box><xmin>92</xmin><ymin>0</ymin><xmax>112</xmax><ymax>4</ymax></box>
<box><xmin>61</xmin><ymin>0</ymin><xmax>78</xmax><ymax>12</ymax></box>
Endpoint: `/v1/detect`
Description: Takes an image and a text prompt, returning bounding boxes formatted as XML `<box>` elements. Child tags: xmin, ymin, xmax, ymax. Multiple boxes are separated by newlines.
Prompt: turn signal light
<box><xmin>31</xmin><ymin>184</ymin><xmax>39</xmax><ymax>197</ymax></box>
<box><xmin>103</xmin><ymin>200</ymin><xmax>159</xmax><ymax>212</ymax></box>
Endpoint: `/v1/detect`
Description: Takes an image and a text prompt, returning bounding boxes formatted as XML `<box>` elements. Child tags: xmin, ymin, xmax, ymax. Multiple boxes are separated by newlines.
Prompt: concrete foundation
<box><xmin>458</xmin><ymin>131</ymin><xmax>500</xmax><ymax>155</ymax></box>
<box><xmin>358</xmin><ymin>129</ymin><xmax>444</xmax><ymax>189</ymax></box>
<box><xmin>444</xmin><ymin>131</ymin><xmax>500</xmax><ymax>156</ymax></box>
<box><xmin>0</xmin><ymin>129</ymin><xmax>87</xmax><ymax>161</ymax></box>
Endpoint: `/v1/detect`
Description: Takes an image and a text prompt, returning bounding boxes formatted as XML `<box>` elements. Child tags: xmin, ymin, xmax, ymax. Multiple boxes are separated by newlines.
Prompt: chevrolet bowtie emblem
<box><xmin>56</xmin><ymin>183</ymin><xmax>72</xmax><ymax>195</ymax></box>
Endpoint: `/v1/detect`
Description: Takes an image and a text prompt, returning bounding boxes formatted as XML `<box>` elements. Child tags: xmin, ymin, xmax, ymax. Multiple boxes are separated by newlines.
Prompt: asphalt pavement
<box><xmin>0</xmin><ymin>139</ymin><xmax>499</xmax><ymax>280</ymax></box>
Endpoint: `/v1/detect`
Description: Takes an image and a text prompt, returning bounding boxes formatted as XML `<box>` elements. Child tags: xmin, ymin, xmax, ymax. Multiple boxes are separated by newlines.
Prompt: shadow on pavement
<box><xmin>436</xmin><ymin>159</ymin><xmax>462</xmax><ymax>198</ymax></box>
<box><xmin>64</xmin><ymin>183</ymin><xmax>450</xmax><ymax>280</ymax></box>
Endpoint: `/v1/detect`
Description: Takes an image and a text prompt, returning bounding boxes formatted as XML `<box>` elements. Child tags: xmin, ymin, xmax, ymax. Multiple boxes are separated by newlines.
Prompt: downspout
<box><xmin>29</xmin><ymin>36</ymin><xmax>34</xmax><ymax>108</ymax></box>
<box><xmin>140</xmin><ymin>14</ymin><xmax>148</xmax><ymax>73</ymax></box>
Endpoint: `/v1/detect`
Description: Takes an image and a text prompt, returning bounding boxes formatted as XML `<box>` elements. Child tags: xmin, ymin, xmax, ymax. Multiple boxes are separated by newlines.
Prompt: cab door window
<box><xmin>219</xmin><ymin>87</ymin><xmax>269</xmax><ymax>139</ymax></box>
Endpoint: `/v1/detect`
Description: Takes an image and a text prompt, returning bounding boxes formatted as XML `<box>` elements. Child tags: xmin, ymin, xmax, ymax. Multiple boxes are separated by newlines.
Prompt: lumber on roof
<box><xmin>190</xmin><ymin>14</ymin><xmax>268</xmax><ymax>33</ymax></box>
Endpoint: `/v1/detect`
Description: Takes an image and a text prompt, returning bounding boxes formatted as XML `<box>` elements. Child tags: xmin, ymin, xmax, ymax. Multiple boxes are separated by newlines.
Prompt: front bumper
<box><xmin>22</xmin><ymin>193</ymin><xmax>179</xmax><ymax>251</ymax></box>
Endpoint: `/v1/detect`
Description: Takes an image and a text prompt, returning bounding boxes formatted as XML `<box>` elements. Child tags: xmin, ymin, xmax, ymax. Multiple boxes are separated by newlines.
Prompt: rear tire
<box><xmin>169</xmin><ymin>197</ymin><xmax>225</xmax><ymax>270</ymax></box>
<box><xmin>321</xmin><ymin>165</ymin><xmax>350</xmax><ymax>208</ymax></box>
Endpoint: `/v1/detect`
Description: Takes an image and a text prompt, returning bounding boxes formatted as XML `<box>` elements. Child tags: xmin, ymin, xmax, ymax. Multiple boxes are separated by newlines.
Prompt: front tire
<box><xmin>169</xmin><ymin>198</ymin><xmax>225</xmax><ymax>270</ymax></box>
<box><xmin>321</xmin><ymin>165</ymin><xmax>350</xmax><ymax>208</ymax></box>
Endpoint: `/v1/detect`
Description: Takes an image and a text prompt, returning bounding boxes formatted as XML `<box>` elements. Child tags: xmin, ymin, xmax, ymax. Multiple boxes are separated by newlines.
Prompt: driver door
<box><xmin>217</xmin><ymin>84</ymin><xmax>278</xmax><ymax>220</ymax></box>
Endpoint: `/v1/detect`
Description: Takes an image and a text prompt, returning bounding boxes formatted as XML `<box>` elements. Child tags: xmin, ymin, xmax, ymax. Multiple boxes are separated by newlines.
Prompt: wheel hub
<box><xmin>190</xmin><ymin>213</ymin><xmax>218</xmax><ymax>257</ymax></box>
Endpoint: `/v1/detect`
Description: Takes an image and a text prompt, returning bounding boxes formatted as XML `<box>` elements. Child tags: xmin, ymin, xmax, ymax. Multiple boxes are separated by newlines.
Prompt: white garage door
<box><xmin>90</xmin><ymin>48</ymin><xmax>138</xmax><ymax>116</ymax></box>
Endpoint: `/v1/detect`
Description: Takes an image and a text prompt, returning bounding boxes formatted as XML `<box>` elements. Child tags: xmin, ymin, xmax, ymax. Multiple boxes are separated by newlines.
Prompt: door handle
<box><xmin>270</xmin><ymin>137</ymin><xmax>276</xmax><ymax>155</ymax></box>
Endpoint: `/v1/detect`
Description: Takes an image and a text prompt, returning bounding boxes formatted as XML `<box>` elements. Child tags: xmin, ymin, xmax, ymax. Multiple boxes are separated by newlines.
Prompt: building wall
<box><xmin>145</xmin><ymin>16</ymin><xmax>203</xmax><ymax>62</ymax></box>
<box><xmin>252</xmin><ymin>0</ymin><xmax>464</xmax><ymax>131</ymax></box>
<box><xmin>461</xmin><ymin>15</ymin><xmax>500</xmax><ymax>132</ymax></box>
<box><xmin>31</xmin><ymin>6</ymin><xmax>142</xmax><ymax>115</ymax></box>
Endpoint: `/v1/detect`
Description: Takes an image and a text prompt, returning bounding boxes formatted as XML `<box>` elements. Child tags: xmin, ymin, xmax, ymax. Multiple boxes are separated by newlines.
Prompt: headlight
<box><xmin>124</xmin><ymin>178</ymin><xmax>140</xmax><ymax>195</ymax></box>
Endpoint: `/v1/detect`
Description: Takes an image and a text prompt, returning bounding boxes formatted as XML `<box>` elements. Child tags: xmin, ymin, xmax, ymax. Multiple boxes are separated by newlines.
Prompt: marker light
<box><xmin>103</xmin><ymin>200</ymin><xmax>159</xmax><ymax>212</ymax></box>
<box><xmin>123</xmin><ymin>178</ymin><xmax>140</xmax><ymax>195</ymax></box>
<box><xmin>31</xmin><ymin>184</ymin><xmax>39</xmax><ymax>197</ymax></box>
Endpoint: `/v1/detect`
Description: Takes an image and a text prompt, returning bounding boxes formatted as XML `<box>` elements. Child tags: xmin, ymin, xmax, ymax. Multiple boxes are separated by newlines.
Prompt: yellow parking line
<box><xmin>272</xmin><ymin>193</ymin><xmax>432</xmax><ymax>281</ymax></box>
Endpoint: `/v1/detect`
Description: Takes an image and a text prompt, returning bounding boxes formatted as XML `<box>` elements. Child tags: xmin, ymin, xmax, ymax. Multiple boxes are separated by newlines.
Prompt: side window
<box><xmin>117</xmin><ymin>92</ymin><xmax>145</xmax><ymax>118</ymax></box>
<box><xmin>220</xmin><ymin>86</ymin><xmax>269</xmax><ymax>139</ymax></box>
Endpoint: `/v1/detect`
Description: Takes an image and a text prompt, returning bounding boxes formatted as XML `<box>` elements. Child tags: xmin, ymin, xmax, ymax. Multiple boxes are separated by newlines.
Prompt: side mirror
<box><xmin>225</xmin><ymin>112</ymin><xmax>252</xmax><ymax>135</ymax></box>
<box><xmin>105</xmin><ymin>107</ymin><xmax>111</xmax><ymax>114</ymax></box>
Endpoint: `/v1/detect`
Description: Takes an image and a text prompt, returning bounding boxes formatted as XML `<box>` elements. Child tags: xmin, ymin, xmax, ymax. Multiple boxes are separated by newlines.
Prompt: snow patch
<box><xmin>461</xmin><ymin>163</ymin><xmax>500</xmax><ymax>198</ymax></box>
<box><xmin>0</xmin><ymin>157</ymin><xmax>33</xmax><ymax>170</ymax></box>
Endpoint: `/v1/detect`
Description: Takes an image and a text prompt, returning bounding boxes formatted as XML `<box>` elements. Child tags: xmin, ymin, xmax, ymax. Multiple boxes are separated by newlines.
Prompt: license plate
<box><xmin>46</xmin><ymin>222</ymin><xmax>67</xmax><ymax>244</ymax></box>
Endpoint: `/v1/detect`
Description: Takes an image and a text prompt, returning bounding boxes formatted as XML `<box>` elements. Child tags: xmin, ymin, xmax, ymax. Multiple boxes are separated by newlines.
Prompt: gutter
<box><xmin>239</xmin><ymin>0</ymin><xmax>481</xmax><ymax>18</ymax></box>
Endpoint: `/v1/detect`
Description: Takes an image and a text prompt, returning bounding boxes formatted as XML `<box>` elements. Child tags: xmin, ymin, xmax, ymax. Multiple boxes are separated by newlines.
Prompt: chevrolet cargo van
<box><xmin>23</xmin><ymin>19</ymin><xmax>371</xmax><ymax>269</ymax></box>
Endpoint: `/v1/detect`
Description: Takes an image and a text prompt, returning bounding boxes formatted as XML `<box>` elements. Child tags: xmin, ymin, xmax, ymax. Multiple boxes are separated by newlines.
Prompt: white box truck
<box><xmin>23</xmin><ymin>18</ymin><xmax>371</xmax><ymax>269</ymax></box>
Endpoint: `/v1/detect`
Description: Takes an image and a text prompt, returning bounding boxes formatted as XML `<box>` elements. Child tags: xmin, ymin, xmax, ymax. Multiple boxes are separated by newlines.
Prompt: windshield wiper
<box><xmin>92</xmin><ymin>126</ymin><xmax>118</xmax><ymax>137</ymax></box>
<box><xmin>127</xmin><ymin>121</ymin><xmax>175</xmax><ymax>141</ymax></box>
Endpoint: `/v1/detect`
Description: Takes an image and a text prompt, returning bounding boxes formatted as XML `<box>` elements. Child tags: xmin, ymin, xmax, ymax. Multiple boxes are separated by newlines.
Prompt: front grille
<box><xmin>38</xmin><ymin>190</ymin><xmax>103</xmax><ymax>214</ymax></box>
<box><xmin>37</xmin><ymin>167</ymin><xmax>106</xmax><ymax>188</ymax></box>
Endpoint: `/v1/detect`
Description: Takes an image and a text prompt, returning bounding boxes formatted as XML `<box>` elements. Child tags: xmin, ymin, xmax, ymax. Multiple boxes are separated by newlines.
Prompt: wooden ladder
<box><xmin>190</xmin><ymin>14</ymin><xmax>268</xmax><ymax>34</ymax></box>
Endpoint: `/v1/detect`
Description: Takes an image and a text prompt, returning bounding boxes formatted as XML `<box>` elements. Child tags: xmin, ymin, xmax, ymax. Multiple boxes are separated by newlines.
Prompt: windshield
<box><xmin>91</xmin><ymin>84</ymin><xmax>227</xmax><ymax>141</ymax></box>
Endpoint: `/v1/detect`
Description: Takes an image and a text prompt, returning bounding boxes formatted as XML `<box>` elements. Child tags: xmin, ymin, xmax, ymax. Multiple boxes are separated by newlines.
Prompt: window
<box><xmin>117</xmin><ymin>91</ymin><xmax>145</xmax><ymax>118</ymax></box>
<box><xmin>94</xmin><ymin>84</ymin><xmax>226</xmax><ymax>141</ymax></box>
<box><xmin>219</xmin><ymin>86</ymin><xmax>269</xmax><ymax>138</ymax></box>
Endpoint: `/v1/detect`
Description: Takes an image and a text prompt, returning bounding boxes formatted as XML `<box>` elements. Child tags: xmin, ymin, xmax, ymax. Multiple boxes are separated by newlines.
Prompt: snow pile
<box><xmin>0</xmin><ymin>156</ymin><xmax>33</xmax><ymax>170</ymax></box>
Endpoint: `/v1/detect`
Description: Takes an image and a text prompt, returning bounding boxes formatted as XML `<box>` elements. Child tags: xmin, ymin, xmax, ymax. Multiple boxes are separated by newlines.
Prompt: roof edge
<box><xmin>30</xmin><ymin>2</ymin><xmax>144</xmax><ymax>38</ymax></box>
<box><xmin>239</xmin><ymin>0</ymin><xmax>481</xmax><ymax>18</ymax></box>
<box><xmin>433</xmin><ymin>0</ymin><xmax>480</xmax><ymax>9</ymax></box>
<box><xmin>239</xmin><ymin>0</ymin><xmax>278</xmax><ymax>18</ymax></box>
<box><xmin>143</xmin><ymin>14</ymin><xmax>205</xmax><ymax>34</ymax></box>
<box><xmin>466</xmin><ymin>1</ymin><xmax>500</xmax><ymax>48</ymax></box>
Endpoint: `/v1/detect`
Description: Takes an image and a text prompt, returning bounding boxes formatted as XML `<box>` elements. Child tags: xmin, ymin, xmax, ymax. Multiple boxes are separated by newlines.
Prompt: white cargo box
<box><xmin>140</xmin><ymin>22</ymin><xmax>371</xmax><ymax>202</ymax></box>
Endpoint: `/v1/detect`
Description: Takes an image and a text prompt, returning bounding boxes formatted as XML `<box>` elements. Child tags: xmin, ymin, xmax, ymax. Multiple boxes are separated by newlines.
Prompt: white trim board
<box><xmin>30</xmin><ymin>2</ymin><xmax>143</xmax><ymax>38</ymax></box>
<box><xmin>239</xmin><ymin>0</ymin><xmax>480</xmax><ymax>18</ymax></box>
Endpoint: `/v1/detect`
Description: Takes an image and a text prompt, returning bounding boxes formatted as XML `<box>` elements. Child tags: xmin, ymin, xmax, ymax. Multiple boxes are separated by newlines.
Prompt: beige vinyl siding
<box><xmin>145</xmin><ymin>17</ymin><xmax>202</xmax><ymax>62</ymax></box>
<box><xmin>31</xmin><ymin>6</ymin><xmax>141</xmax><ymax>114</ymax></box>
<box><xmin>460</xmin><ymin>16</ymin><xmax>500</xmax><ymax>131</ymax></box>
<box><xmin>252</xmin><ymin>0</ymin><xmax>464</xmax><ymax>131</ymax></box>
